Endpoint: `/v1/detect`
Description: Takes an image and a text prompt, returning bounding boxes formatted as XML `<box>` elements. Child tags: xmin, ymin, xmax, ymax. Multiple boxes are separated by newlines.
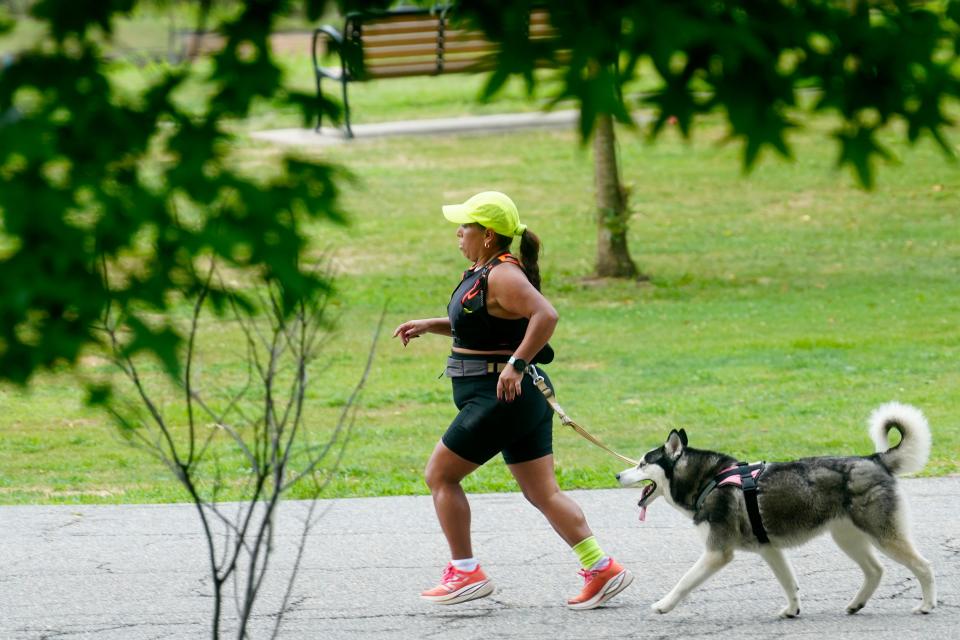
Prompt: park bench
<box><xmin>311</xmin><ymin>6</ymin><xmax>557</xmax><ymax>137</ymax></box>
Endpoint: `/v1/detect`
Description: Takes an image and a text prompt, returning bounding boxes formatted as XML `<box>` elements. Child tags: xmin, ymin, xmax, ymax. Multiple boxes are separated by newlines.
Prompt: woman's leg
<box><xmin>509</xmin><ymin>453</ymin><xmax>634</xmax><ymax>609</ymax></box>
<box><xmin>424</xmin><ymin>440</ymin><xmax>480</xmax><ymax>559</ymax></box>
<box><xmin>507</xmin><ymin>454</ymin><xmax>592</xmax><ymax>546</ymax></box>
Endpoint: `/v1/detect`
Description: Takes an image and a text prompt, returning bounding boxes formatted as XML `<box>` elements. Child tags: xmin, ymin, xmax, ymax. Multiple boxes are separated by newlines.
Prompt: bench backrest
<box><xmin>341</xmin><ymin>8</ymin><xmax>557</xmax><ymax>79</ymax></box>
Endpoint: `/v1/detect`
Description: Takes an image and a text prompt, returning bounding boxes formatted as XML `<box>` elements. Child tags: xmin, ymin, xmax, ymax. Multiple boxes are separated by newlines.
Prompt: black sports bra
<box><xmin>447</xmin><ymin>253</ymin><xmax>528</xmax><ymax>351</ymax></box>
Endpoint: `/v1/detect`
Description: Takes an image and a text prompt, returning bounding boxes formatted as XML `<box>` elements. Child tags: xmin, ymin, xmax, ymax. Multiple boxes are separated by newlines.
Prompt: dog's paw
<box><xmin>651</xmin><ymin>599</ymin><xmax>675</xmax><ymax>614</ymax></box>
<box><xmin>846</xmin><ymin>602</ymin><xmax>865</xmax><ymax>615</ymax></box>
<box><xmin>779</xmin><ymin>604</ymin><xmax>800</xmax><ymax>619</ymax></box>
<box><xmin>913</xmin><ymin>601</ymin><xmax>935</xmax><ymax>614</ymax></box>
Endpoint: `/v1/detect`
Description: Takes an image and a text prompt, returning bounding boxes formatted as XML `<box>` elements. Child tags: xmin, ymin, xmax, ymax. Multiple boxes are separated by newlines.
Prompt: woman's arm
<box><xmin>486</xmin><ymin>265</ymin><xmax>559</xmax><ymax>401</ymax></box>
<box><xmin>392</xmin><ymin>317</ymin><xmax>452</xmax><ymax>346</ymax></box>
<box><xmin>487</xmin><ymin>265</ymin><xmax>558</xmax><ymax>364</ymax></box>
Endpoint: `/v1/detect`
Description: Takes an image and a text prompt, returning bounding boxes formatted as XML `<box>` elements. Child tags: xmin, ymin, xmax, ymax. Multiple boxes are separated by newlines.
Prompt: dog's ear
<box><xmin>678</xmin><ymin>428</ymin><xmax>688</xmax><ymax>446</ymax></box>
<box><xmin>665</xmin><ymin>429</ymin><xmax>685</xmax><ymax>459</ymax></box>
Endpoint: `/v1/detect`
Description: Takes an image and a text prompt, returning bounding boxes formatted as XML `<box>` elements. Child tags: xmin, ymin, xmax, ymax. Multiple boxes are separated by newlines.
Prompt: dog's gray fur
<box><xmin>618</xmin><ymin>402</ymin><xmax>937</xmax><ymax>617</ymax></box>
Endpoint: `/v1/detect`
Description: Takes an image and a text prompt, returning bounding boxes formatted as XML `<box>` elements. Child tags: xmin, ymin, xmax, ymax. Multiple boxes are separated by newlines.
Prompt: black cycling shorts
<box><xmin>442</xmin><ymin>354</ymin><xmax>554</xmax><ymax>465</ymax></box>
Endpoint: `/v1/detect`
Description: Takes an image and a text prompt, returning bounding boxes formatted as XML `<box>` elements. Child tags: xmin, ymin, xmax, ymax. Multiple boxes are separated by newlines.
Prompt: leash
<box><xmin>527</xmin><ymin>364</ymin><xmax>639</xmax><ymax>466</ymax></box>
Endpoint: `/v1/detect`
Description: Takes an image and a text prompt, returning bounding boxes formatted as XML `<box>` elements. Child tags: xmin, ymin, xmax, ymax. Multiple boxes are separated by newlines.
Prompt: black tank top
<box><xmin>447</xmin><ymin>252</ymin><xmax>528</xmax><ymax>351</ymax></box>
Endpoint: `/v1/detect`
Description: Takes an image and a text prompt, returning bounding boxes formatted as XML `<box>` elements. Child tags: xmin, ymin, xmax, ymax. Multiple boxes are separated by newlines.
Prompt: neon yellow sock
<box><xmin>572</xmin><ymin>536</ymin><xmax>605</xmax><ymax>570</ymax></box>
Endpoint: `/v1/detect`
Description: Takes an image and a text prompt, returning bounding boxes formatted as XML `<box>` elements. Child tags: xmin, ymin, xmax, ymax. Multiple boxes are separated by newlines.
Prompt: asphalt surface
<box><xmin>248</xmin><ymin>109</ymin><xmax>653</xmax><ymax>146</ymax></box>
<box><xmin>2</xmin><ymin>479</ymin><xmax>957</xmax><ymax>639</ymax></box>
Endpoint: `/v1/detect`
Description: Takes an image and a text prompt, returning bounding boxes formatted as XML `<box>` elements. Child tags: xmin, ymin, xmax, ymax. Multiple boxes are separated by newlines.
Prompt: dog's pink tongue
<box><xmin>638</xmin><ymin>506</ymin><xmax>647</xmax><ymax>522</ymax></box>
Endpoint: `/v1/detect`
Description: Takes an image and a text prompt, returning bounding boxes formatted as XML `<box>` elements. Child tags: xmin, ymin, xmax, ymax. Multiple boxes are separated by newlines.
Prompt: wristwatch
<box><xmin>507</xmin><ymin>355</ymin><xmax>527</xmax><ymax>372</ymax></box>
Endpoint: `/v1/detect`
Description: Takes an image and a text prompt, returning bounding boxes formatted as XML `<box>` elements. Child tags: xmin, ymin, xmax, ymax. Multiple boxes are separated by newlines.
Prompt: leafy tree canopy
<box><xmin>455</xmin><ymin>0</ymin><xmax>959</xmax><ymax>185</ymax></box>
<box><xmin>0</xmin><ymin>0</ymin><xmax>388</xmax><ymax>387</ymax></box>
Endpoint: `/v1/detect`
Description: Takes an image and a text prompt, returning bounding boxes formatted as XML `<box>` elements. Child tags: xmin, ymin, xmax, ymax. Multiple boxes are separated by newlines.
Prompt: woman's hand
<box><xmin>392</xmin><ymin>317</ymin><xmax>452</xmax><ymax>346</ymax></box>
<box><xmin>393</xmin><ymin>319</ymin><xmax>428</xmax><ymax>346</ymax></box>
<box><xmin>497</xmin><ymin>366</ymin><xmax>524</xmax><ymax>402</ymax></box>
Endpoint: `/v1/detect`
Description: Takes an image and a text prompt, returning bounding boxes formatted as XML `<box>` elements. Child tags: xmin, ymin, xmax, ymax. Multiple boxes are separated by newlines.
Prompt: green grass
<box><xmin>1</xmin><ymin>49</ymin><xmax>958</xmax><ymax>504</ymax></box>
<box><xmin>297</xmin><ymin>120</ymin><xmax>960</xmax><ymax>496</ymax></box>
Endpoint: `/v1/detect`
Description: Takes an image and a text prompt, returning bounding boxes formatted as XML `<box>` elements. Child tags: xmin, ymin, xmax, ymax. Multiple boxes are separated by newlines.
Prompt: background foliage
<box><xmin>459</xmin><ymin>0</ymin><xmax>960</xmax><ymax>188</ymax></box>
<box><xmin>2</xmin><ymin>0</ymin><xmax>958</xmax><ymax>385</ymax></box>
<box><xmin>0</xmin><ymin>0</ymin><xmax>352</xmax><ymax>388</ymax></box>
<box><xmin>0</xmin><ymin>1</ymin><xmax>957</xmax><ymax>504</ymax></box>
<box><xmin>1</xmin><ymin>106</ymin><xmax>956</xmax><ymax>504</ymax></box>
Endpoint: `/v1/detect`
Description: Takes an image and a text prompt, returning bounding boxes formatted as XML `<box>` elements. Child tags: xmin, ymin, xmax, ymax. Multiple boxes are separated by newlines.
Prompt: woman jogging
<box><xmin>393</xmin><ymin>191</ymin><xmax>633</xmax><ymax>610</ymax></box>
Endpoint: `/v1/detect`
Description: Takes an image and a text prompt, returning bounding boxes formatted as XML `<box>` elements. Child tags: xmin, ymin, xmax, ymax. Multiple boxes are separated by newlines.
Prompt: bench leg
<box><xmin>315</xmin><ymin>74</ymin><xmax>324</xmax><ymax>133</ymax></box>
<box><xmin>341</xmin><ymin>76</ymin><xmax>353</xmax><ymax>139</ymax></box>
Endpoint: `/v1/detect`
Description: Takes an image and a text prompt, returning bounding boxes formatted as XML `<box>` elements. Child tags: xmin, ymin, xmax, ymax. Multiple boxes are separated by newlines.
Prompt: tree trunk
<box><xmin>593</xmin><ymin>112</ymin><xmax>637</xmax><ymax>278</ymax></box>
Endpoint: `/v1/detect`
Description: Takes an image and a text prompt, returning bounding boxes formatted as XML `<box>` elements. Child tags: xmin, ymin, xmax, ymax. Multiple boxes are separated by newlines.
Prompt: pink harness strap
<box><xmin>716</xmin><ymin>463</ymin><xmax>762</xmax><ymax>487</ymax></box>
<box><xmin>696</xmin><ymin>461</ymin><xmax>769</xmax><ymax>544</ymax></box>
<box><xmin>693</xmin><ymin>461</ymin><xmax>765</xmax><ymax>516</ymax></box>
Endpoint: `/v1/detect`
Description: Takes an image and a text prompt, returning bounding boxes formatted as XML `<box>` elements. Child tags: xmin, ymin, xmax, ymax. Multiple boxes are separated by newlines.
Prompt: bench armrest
<box><xmin>311</xmin><ymin>25</ymin><xmax>344</xmax><ymax>73</ymax></box>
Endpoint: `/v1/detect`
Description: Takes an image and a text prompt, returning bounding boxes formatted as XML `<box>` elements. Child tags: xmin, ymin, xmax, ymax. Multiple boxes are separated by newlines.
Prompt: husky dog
<box><xmin>618</xmin><ymin>402</ymin><xmax>936</xmax><ymax>617</ymax></box>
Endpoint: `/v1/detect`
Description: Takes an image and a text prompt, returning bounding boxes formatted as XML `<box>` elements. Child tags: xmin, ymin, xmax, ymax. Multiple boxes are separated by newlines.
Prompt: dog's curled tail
<box><xmin>869</xmin><ymin>402</ymin><xmax>931</xmax><ymax>475</ymax></box>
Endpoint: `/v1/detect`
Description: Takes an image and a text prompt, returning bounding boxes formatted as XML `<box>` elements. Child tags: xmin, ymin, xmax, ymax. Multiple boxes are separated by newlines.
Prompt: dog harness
<box><xmin>695</xmin><ymin>462</ymin><xmax>770</xmax><ymax>544</ymax></box>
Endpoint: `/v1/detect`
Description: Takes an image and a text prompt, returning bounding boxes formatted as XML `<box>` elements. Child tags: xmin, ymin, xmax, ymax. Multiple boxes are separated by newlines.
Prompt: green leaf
<box><xmin>643</xmin><ymin>77</ymin><xmax>698</xmax><ymax>140</ymax></box>
<box><xmin>834</xmin><ymin>125</ymin><xmax>896</xmax><ymax>190</ymax></box>
<box><xmin>121</xmin><ymin>316</ymin><xmax>183</xmax><ymax>379</ymax></box>
<box><xmin>481</xmin><ymin>67</ymin><xmax>512</xmax><ymax>102</ymax></box>
<box><xmin>32</xmin><ymin>0</ymin><xmax>136</xmax><ymax>41</ymax></box>
<box><xmin>85</xmin><ymin>383</ymin><xmax>113</xmax><ymax>407</ymax></box>
<box><xmin>306</xmin><ymin>0</ymin><xmax>333</xmax><ymax>22</ymax></box>
<box><xmin>944</xmin><ymin>0</ymin><xmax>960</xmax><ymax>26</ymax></box>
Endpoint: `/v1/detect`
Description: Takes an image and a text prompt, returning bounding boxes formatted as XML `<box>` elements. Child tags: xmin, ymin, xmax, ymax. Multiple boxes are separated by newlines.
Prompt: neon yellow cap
<box><xmin>442</xmin><ymin>191</ymin><xmax>527</xmax><ymax>237</ymax></box>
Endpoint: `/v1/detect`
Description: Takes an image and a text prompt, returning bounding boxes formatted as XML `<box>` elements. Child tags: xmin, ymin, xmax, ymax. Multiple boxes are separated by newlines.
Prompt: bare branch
<box><xmin>100</xmin><ymin>307</ymin><xmax>187</xmax><ymax>475</ymax></box>
<box><xmin>284</xmin><ymin>307</ymin><xmax>385</xmax><ymax>490</ymax></box>
<box><xmin>185</xmin><ymin>261</ymin><xmax>216</xmax><ymax>468</ymax></box>
<box><xmin>103</xmin><ymin>253</ymin><xmax>377</xmax><ymax>638</ymax></box>
<box><xmin>188</xmin><ymin>392</ymin><xmax>259</xmax><ymax>472</ymax></box>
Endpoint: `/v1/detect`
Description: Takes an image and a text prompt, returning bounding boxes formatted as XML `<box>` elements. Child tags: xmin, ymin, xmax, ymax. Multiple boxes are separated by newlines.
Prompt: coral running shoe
<box><xmin>420</xmin><ymin>563</ymin><xmax>494</xmax><ymax>605</ymax></box>
<box><xmin>566</xmin><ymin>558</ymin><xmax>633</xmax><ymax>610</ymax></box>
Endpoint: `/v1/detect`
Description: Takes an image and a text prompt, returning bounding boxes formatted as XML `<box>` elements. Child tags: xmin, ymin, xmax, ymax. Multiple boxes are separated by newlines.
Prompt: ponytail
<box><xmin>491</xmin><ymin>228</ymin><xmax>542</xmax><ymax>291</ymax></box>
<box><xmin>518</xmin><ymin>229</ymin><xmax>542</xmax><ymax>291</ymax></box>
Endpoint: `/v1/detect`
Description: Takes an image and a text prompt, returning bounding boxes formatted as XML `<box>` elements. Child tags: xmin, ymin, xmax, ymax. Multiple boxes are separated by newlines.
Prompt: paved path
<box><xmin>2</xmin><ymin>479</ymin><xmax>957</xmax><ymax>639</ymax></box>
<box><xmin>250</xmin><ymin>109</ymin><xmax>656</xmax><ymax>146</ymax></box>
